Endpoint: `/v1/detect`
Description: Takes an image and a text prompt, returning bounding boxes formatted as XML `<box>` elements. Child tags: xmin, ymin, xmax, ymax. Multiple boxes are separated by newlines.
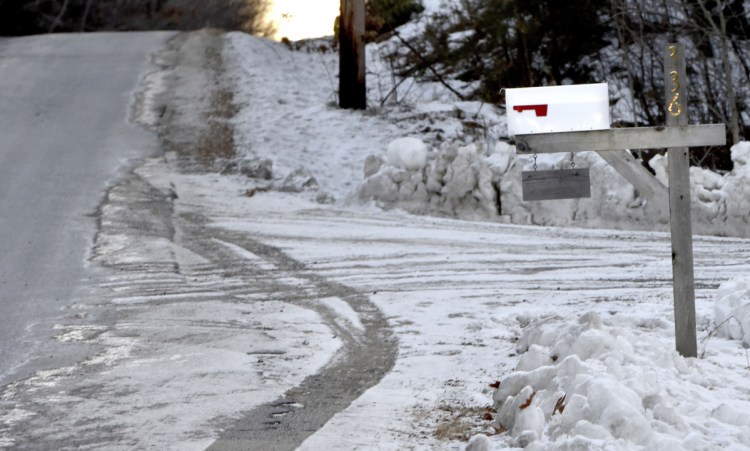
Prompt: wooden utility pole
<box><xmin>339</xmin><ymin>0</ymin><xmax>366</xmax><ymax>109</ymax></box>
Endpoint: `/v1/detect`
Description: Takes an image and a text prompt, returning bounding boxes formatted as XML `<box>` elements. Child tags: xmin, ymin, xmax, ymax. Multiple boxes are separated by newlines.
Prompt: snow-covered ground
<box><xmin>3</xmin><ymin>27</ymin><xmax>750</xmax><ymax>450</ymax></box>
<box><xmin>222</xmin><ymin>31</ymin><xmax>750</xmax><ymax>450</ymax></box>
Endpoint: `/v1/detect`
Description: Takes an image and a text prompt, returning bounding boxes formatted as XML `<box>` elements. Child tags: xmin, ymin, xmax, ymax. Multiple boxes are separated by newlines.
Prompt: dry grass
<box><xmin>416</xmin><ymin>403</ymin><xmax>501</xmax><ymax>442</ymax></box>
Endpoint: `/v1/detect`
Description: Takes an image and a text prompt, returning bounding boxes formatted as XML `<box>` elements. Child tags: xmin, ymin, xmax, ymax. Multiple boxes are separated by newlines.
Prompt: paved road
<box><xmin>0</xmin><ymin>32</ymin><xmax>173</xmax><ymax>386</ymax></box>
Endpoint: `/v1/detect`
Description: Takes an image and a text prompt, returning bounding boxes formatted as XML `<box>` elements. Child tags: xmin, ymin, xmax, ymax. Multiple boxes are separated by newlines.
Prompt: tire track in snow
<box><xmin>0</xmin><ymin>170</ymin><xmax>397</xmax><ymax>449</ymax></box>
<box><xmin>144</xmin><ymin>30</ymin><xmax>398</xmax><ymax>449</ymax></box>
<box><xmin>170</xmin><ymin>213</ymin><xmax>397</xmax><ymax>451</ymax></box>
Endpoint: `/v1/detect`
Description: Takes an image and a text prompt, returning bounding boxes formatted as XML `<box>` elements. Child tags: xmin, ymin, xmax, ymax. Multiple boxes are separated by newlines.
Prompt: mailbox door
<box><xmin>506</xmin><ymin>83</ymin><xmax>610</xmax><ymax>136</ymax></box>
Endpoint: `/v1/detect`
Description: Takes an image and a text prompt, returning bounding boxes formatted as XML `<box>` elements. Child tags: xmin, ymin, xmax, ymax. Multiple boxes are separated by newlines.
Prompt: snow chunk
<box><xmin>466</xmin><ymin>434</ymin><xmax>491</xmax><ymax>451</ymax></box>
<box><xmin>386</xmin><ymin>137</ymin><xmax>429</xmax><ymax>171</ymax></box>
<box><xmin>731</xmin><ymin>141</ymin><xmax>750</xmax><ymax>168</ymax></box>
<box><xmin>358</xmin><ymin>142</ymin><xmax>505</xmax><ymax>220</ymax></box>
<box><xmin>714</xmin><ymin>277</ymin><xmax>750</xmax><ymax>345</ymax></box>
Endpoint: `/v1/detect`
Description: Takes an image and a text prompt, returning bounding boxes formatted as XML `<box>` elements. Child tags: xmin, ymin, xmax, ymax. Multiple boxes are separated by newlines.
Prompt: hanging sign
<box><xmin>522</xmin><ymin>167</ymin><xmax>591</xmax><ymax>201</ymax></box>
<box><xmin>506</xmin><ymin>83</ymin><xmax>610</xmax><ymax>136</ymax></box>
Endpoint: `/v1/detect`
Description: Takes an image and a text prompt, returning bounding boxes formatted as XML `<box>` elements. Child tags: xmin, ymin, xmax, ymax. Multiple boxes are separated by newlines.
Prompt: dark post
<box><xmin>339</xmin><ymin>0</ymin><xmax>366</xmax><ymax>109</ymax></box>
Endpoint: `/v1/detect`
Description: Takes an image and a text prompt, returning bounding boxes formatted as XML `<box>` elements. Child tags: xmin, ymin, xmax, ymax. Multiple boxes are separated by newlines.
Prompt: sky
<box><xmin>269</xmin><ymin>0</ymin><xmax>340</xmax><ymax>41</ymax></box>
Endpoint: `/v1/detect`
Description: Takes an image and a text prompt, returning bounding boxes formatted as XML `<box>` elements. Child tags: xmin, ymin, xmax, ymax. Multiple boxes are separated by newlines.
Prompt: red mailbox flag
<box><xmin>513</xmin><ymin>104</ymin><xmax>548</xmax><ymax>117</ymax></box>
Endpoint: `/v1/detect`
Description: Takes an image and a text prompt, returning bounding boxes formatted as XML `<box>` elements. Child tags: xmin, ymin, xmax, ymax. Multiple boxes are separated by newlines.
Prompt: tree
<box><xmin>0</xmin><ymin>0</ymin><xmax>275</xmax><ymax>36</ymax></box>
<box><xmin>0</xmin><ymin>0</ymin><xmax>44</xmax><ymax>35</ymax></box>
<box><xmin>693</xmin><ymin>0</ymin><xmax>743</xmax><ymax>144</ymax></box>
<box><xmin>609</xmin><ymin>0</ymin><xmax>749</xmax><ymax>167</ymax></box>
<box><xmin>366</xmin><ymin>0</ymin><xmax>424</xmax><ymax>41</ymax></box>
<box><xmin>393</xmin><ymin>0</ymin><xmax>610</xmax><ymax>102</ymax></box>
<box><xmin>339</xmin><ymin>0</ymin><xmax>367</xmax><ymax>109</ymax></box>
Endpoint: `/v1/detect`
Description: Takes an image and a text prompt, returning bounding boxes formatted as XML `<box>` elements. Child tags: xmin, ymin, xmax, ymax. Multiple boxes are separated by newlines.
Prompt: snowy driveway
<box><xmin>184</xmin><ymin>166</ymin><xmax>750</xmax><ymax>449</ymax></box>
<box><xmin>199</xmin><ymin>186</ymin><xmax>750</xmax><ymax>449</ymax></box>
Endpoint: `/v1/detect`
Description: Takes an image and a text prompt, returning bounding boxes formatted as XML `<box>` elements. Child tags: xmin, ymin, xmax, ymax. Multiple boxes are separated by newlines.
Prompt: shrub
<box><xmin>0</xmin><ymin>0</ymin><xmax>274</xmax><ymax>36</ymax></box>
<box><xmin>366</xmin><ymin>0</ymin><xmax>424</xmax><ymax>41</ymax></box>
<box><xmin>401</xmin><ymin>0</ymin><xmax>609</xmax><ymax>102</ymax></box>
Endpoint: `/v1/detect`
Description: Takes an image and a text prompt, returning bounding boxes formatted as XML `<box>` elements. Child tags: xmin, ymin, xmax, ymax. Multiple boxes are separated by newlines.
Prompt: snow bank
<box><xmin>357</xmin><ymin>140</ymin><xmax>666</xmax><ymax>227</ymax></box>
<box><xmin>224</xmin><ymin>33</ymin><xmax>497</xmax><ymax>204</ymax></box>
<box><xmin>222</xmin><ymin>33</ymin><xmax>404</xmax><ymax>201</ymax></box>
<box><xmin>698</xmin><ymin>142</ymin><xmax>750</xmax><ymax>236</ymax></box>
<box><xmin>357</xmin><ymin>140</ymin><xmax>506</xmax><ymax>220</ymax></box>
<box><xmin>482</xmin><ymin>313</ymin><xmax>750</xmax><ymax>450</ymax></box>
<box><xmin>715</xmin><ymin>277</ymin><xmax>750</xmax><ymax>346</ymax></box>
<box><xmin>358</xmin><ymin>141</ymin><xmax>750</xmax><ymax>237</ymax></box>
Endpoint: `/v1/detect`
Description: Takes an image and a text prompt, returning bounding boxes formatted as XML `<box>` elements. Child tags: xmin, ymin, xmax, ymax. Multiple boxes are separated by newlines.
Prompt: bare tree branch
<box><xmin>49</xmin><ymin>0</ymin><xmax>70</xmax><ymax>33</ymax></box>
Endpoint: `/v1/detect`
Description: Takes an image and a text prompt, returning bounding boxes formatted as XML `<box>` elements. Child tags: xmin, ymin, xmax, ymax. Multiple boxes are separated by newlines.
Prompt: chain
<box><xmin>533</xmin><ymin>153</ymin><xmax>538</xmax><ymax>171</ymax></box>
<box><xmin>569</xmin><ymin>152</ymin><xmax>576</xmax><ymax>169</ymax></box>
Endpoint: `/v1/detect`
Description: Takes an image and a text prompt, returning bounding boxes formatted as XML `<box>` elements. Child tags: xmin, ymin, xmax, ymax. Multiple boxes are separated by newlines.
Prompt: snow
<box><xmin>488</xmin><ymin>312</ymin><xmax>750</xmax><ymax>449</ymax></box>
<box><xmin>714</xmin><ymin>278</ymin><xmax>750</xmax><ymax>346</ymax></box>
<box><xmin>178</xmin><ymin>169</ymin><xmax>750</xmax><ymax>450</ymax></box>
<box><xmin>4</xmin><ymin>26</ymin><xmax>750</xmax><ymax>451</ymax></box>
<box><xmin>359</xmin><ymin>137</ymin><xmax>750</xmax><ymax>237</ymax></box>
<box><xmin>222</xmin><ymin>34</ymin><xmax>403</xmax><ymax>201</ymax></box>
<box><xmin>387</xmin><ymin>137</ymin><xmax>429</xmax><ymax>170</ymax></box>
<box><xmin>319</xmin><ymin>297</ymin><xmax>365</xmax><ymax>333</ymax></box>
<box><xmin>220</xmin><ymin>31</ymin><xmax>750</xmax><ymax>451</ymax></box>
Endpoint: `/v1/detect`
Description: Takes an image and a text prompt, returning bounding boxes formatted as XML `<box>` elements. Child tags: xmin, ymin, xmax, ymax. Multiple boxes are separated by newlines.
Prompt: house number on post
<box><xmin>668</xmin><ymin>45</ymin><xmax>682</xmax><ymax>117</ymax></box>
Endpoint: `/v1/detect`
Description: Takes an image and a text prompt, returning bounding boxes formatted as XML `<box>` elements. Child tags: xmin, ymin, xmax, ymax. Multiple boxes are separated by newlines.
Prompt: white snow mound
<box><xmin>386</xmin><ymin>137</ymin><xmax>429</xmax><ymax>171</ymax></box>
<box><xmin>715</xmin><ymin>277</ymin><xmax>750</xmax><ymax>346</ymax></box>
<box><xmin>360</xmin><ymin>141</ymin><xmax>750</xmax><ymax>237</ymax></box>
<box><xmin>487</xmin><ymin>312</ymin><xmax>750</xmax><ymax>450</ymax></box>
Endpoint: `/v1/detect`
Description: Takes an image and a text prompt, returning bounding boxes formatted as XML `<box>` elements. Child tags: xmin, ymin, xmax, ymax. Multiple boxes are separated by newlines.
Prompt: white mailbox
<box><xmin>506</xmin><ymin>83</ymin><xmax>610</xmax><ymax>136</ymax></box>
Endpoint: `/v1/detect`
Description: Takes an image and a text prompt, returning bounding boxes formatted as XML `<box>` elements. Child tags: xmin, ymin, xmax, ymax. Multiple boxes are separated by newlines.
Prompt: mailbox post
<box><xmin>507</xmin><ymin>44</ymin><xmax>727</xmax><ymax>357</ymax></box>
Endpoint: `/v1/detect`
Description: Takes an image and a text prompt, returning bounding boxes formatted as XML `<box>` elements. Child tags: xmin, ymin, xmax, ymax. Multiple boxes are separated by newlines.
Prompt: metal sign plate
<box><xmin>522</xmin><ymin>168</ymin><xmax>591</xmax><ymax>201</ymax></box>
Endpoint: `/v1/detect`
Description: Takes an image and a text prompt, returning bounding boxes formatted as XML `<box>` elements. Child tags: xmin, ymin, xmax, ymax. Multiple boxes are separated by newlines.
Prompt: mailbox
<box><xmin>506</xmin><ymin>83</ymin><xmax>610</xmax><ymax>136</ymax></box>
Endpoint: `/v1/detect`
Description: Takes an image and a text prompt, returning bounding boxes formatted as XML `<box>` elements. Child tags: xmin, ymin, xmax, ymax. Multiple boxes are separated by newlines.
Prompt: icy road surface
<box><xmin>0</xmin><ymin>32</ymin><xmax>175</xmax><ymax>386</ymax></box>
